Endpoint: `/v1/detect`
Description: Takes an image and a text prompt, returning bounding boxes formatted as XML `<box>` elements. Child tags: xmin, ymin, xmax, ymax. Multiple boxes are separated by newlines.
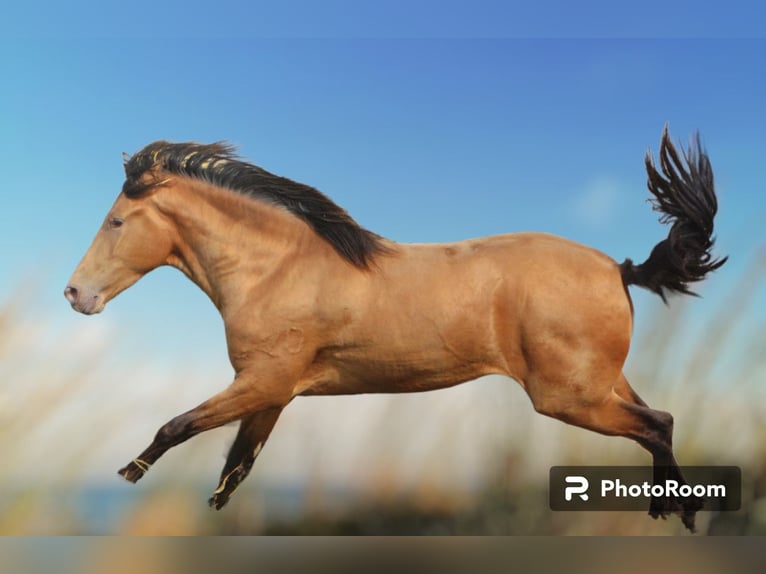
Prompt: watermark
<box><xmin>550</xmin><ymin>466</ymin><xmax>741</xmax><ymax>511</ymax></box>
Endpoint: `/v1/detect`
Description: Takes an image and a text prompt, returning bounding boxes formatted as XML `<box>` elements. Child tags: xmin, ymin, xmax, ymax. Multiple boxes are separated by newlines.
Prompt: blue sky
<box><xmin>2</xmin><ymin>1</ymin><xmax>764</xmax><ymax>38</ymax></box>
<box><xmin>1</xmin><ymin>15</ymin><xmax>764</xmax><ymax>379</ymax></box>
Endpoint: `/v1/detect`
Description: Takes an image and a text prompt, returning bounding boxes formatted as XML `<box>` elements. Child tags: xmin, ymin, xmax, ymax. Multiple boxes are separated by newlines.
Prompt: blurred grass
<box><xmin>0</xmin><ymin>252</ymin><xmax>764</xmax><ymax>535</ymax></box>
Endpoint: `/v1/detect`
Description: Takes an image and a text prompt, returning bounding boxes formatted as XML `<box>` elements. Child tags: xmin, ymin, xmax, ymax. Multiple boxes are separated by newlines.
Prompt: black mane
<box><xmin>122</xmin><ymin>141</ymin><xmax>389</xmax><ymax>268</ymax></box>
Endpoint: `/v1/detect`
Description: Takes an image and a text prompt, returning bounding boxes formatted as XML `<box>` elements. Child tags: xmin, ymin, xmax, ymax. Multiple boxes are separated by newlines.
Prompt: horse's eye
<box><xmin>109</xmin><ymin>217</ymin><xmax>124</xmax><ymax>229</ymax></box>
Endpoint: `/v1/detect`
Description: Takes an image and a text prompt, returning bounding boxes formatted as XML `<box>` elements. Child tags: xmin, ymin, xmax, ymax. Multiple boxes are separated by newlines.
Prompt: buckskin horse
<box><xmin>65</xmin><ymin>127</ymin><xmax>726</xmax><ymax>531</ymax></box>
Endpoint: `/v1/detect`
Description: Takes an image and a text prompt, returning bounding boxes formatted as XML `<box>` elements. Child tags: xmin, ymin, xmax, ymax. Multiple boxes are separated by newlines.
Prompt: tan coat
<box><xmin>65</xmin><ymin>129</ymin><xmax>724</xmax><ymax>531</ymax></box>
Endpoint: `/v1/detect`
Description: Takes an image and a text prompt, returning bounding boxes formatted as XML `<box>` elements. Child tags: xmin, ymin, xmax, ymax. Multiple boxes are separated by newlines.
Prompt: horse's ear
<box><xmin>122</xmin><ymin>151</ymin><xmax>131</xmax><ymax>171</ymax></box>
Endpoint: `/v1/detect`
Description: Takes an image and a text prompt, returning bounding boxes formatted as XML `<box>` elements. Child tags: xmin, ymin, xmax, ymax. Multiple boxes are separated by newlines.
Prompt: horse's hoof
<box><xmin>208</xmin><ymin>492</ymin><xmax>230</xmax><ymax>510</ymax></box>
<box><xmin>117</xmin><ymin>459</ymin><xmax>150</xmax><ymax>483</ymax></box>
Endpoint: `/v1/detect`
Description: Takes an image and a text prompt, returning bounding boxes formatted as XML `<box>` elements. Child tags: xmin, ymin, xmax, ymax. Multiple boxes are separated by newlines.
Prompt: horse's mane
<box><xmin>122</xmin><ymin>141</ymin><xmax>389</xmax><ymax>268</ymax></box>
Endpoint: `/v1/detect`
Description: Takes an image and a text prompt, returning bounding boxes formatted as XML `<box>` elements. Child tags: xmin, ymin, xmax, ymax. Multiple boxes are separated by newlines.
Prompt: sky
<box><xmin>2</xmin><ymin>32</ymin><xmax>764</xmax><ymax>364</ymax></box>
<box><xmin>0</xmin><ymin>3</ymin><xmax>764</xmax><ymax>518</ymax></box>
<box><xmin>0</xmin><ymin>0</ymin><xmax>764</xmax><ymax>445</ymax></box>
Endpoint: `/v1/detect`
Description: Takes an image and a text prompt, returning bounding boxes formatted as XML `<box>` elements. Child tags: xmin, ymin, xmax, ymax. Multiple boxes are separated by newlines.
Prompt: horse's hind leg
<box><xmin>612</xmin><ymin>375</ymin><xmax>703</xmax><ymax>530</ymax></box>
<box><xmin>530</xmin><ymin>373</ymin><xmax>701</xmax><ymax>532</ymax></box>
<box><xmin>208</xmin><ymin>407</ymin><xmax>283</xmax><ymax>510</ymax></box>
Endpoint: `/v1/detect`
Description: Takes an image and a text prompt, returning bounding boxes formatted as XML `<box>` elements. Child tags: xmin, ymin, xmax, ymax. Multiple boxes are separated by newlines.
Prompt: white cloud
<box><xmin>572</xmin><ymin>176</ymin><xmax>623</xmax><ymax>228</ymax></box>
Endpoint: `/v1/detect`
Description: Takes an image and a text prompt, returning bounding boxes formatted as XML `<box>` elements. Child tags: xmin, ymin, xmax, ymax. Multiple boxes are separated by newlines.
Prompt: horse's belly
<box><xmin>298</xmin><ymin>348</ymin><xmax>503</xmax><ymax>397</ymax></box>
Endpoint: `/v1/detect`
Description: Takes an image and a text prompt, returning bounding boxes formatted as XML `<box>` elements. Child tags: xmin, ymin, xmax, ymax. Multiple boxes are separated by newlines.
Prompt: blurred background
<box><xmin>1</xmin><ymin>3</ymin><xmax>765</xmax><ymax>536</ymax></box>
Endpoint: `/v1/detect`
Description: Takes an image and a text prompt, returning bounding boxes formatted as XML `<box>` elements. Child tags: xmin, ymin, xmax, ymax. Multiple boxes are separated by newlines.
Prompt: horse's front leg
<box><xmin>208</xmin><ymin>407</ymin><xmax>283</xmax><ymax>510</ymax></box>
<box><xmin>118</xmin><ymin>373</ymin><xmax>291</xmax><ymax>483</ymax></box>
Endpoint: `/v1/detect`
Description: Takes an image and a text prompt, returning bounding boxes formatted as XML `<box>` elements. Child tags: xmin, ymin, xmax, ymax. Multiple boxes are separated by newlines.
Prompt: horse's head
<box><xmin>65</xmin><ymin>155</ymin><xmax>176</xmax><ymax>315</ymax></box>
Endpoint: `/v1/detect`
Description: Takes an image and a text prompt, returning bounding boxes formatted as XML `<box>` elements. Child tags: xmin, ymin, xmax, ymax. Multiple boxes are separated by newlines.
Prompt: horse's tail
<box><xmin>620</xmin><ymin>126</ymin><xmax>727</xmax><ymax>302</ymax></box>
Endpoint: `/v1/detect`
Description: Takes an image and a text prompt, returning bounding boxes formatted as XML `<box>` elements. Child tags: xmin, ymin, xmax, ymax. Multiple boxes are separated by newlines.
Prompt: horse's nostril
<box><xmin>64</xmin><ymin>285</ymin><xmax>79</xmax><ymax>305</ymax></box>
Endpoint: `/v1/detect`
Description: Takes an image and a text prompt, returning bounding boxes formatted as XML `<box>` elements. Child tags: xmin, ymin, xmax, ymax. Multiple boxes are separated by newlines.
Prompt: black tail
<box><xmin>620</xmin><ymin>126</ymin><xmax>727</xmax><ymax>302</ymax></box>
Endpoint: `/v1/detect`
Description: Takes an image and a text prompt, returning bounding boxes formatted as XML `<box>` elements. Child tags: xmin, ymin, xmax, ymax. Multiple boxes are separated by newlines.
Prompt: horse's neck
<box><xmin>161</xmin><ymin>181</ymin><xmax>313</xmax><ymax>313</ymax></box>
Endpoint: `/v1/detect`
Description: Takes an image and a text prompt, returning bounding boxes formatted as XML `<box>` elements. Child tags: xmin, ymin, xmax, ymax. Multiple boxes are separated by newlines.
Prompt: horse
<box><xmin>65</xmin><ymin>126</ymin><xmax>726</xmax><ymax>532</ymax></box>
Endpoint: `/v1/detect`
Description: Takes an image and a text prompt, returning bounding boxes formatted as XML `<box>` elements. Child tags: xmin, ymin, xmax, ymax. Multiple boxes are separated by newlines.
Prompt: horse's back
<box><xmin>471</xmin><ymin>230</ymin><xmax>617</xmax><ymax>268</ymax></box>
<box><xmin>387</xmin><ymin>231</ymin><xmax>629</xmax><ymax>331</ymax></box>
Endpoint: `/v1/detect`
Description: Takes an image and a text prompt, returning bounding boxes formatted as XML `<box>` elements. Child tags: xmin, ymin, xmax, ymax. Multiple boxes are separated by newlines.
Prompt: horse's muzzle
<box><xmin>64</xmin><ymin>284</ymin><xmax>103</xmax><ymax>315</ymax></box>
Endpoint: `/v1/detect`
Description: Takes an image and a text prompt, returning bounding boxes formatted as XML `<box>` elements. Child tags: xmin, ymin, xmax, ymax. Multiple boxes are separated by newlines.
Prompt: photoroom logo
<box><xmin>564</xmin><ymin>475</ymin><xmax>589</xmax><ymax>501</ymax></box>
<box><xmin>550</xmin><ymin>466</ymin><xmax>741</xmax><ymax>511</ymax></box>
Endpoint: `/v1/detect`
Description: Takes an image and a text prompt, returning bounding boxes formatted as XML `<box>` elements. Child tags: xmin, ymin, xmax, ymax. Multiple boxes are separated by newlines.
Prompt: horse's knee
<box><xmin>155</xmin><ymin>413</ymin><xmax>195</xmax><ymax>447</ymax></box>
